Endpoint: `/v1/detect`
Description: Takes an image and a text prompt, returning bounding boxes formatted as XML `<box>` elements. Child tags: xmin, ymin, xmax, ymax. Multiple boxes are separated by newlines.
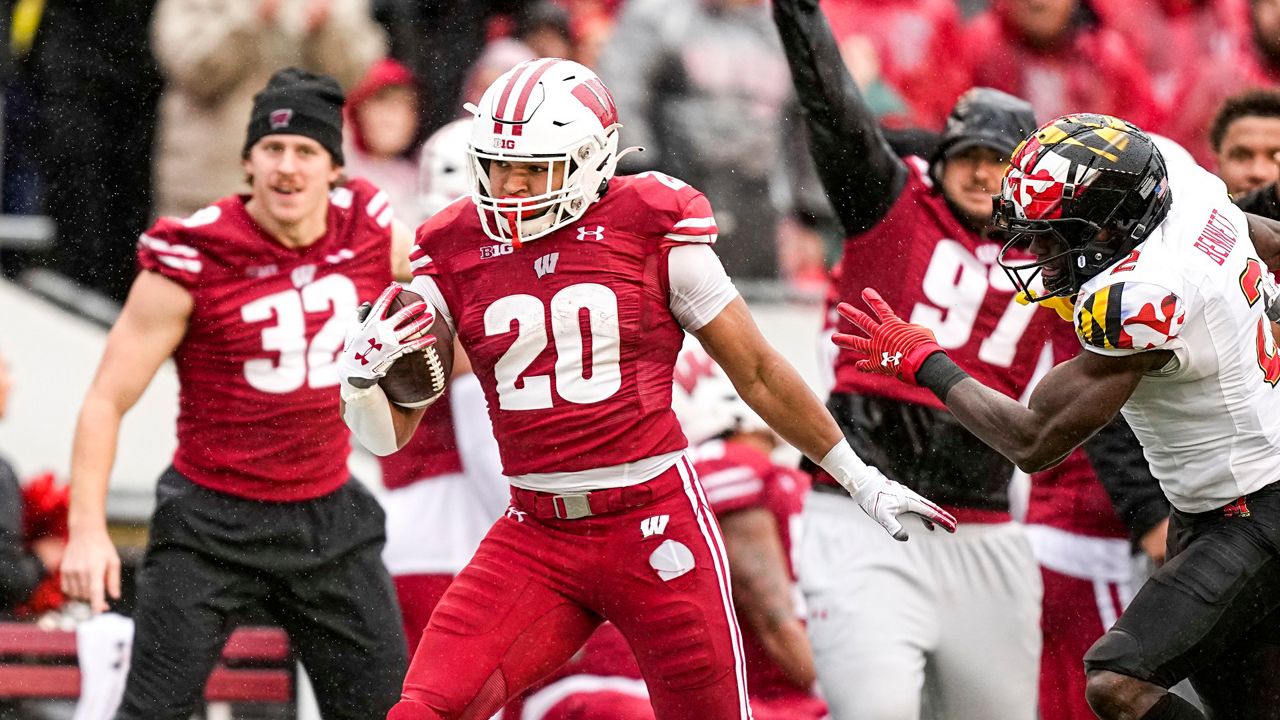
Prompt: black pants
<box><xmin>1084</xmin><ymin>483</ymin><xmax>1280</xmax><ymax>718</ymax></box>
<box><xmin>115</xmin><ymin>469</ymin><xmax>407</xmax><ymax>720</ymax></box>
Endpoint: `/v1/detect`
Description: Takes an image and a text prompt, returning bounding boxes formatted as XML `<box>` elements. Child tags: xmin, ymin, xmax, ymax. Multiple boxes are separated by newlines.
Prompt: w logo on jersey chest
<box><xmin>534</xmin><ymin>252</ymin><xmax>560</xmax><ymax>278</ymax></box>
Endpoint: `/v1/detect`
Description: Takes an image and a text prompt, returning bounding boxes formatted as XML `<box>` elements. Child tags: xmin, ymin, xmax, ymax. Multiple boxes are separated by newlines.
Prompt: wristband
<box><xmin>916</xmin><ymin>352</ymin><xmax>970</xmax><ymax>402</ymax></box>
<box><xmin>817</xmin><ymin>440</ymin><xmax>873</xmax><ymax>498</ymax></box>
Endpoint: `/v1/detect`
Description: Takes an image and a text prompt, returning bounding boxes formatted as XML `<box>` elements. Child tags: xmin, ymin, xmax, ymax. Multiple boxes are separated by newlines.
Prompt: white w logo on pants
<box><xmin>640</xmin><ymin>514</ymin><xmax>670</xmax><ymax>538</ymax></box>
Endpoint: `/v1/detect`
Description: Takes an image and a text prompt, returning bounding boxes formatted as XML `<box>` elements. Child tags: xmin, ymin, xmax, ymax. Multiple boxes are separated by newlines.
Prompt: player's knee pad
<box><xmin>639</xmin><ymin>599</ymin><xmax>732</xmax><ymax>690</ymax></box>
<box><xmin>430</xmin><ymin>560</ymin><xmax>530</xmax><ymax>637</ymax></box>
<box><xmin>397</xmin><ymin>667</ymin><xmax>508</xmax><ymax>720</ymax></box>
<box><xmin>1084</xmin><ymin>628</ymin><xmax>1151</xmax><ymax>682</ymax></box>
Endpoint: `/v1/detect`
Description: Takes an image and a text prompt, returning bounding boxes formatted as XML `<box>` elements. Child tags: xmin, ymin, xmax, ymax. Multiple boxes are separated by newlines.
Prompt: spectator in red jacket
<box><xmin>964</xmin><ymin>0</ymin><xmax>1162</xmax><ymax>131</ymax></box>
<box><xmin>819</xmin><ymin>0</ymin><xmax>970</xmax><ymax>129</ymax></box>
<box><xmin>1094</xmin><ymin>0</ymin><xmax>1254</xmax><ymax>166</ymax></box>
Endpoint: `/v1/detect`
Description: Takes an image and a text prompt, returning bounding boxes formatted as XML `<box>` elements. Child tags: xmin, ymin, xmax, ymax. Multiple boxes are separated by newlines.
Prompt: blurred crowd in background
<box><xmin>0</xmin><ymin>0</ymin><xmax>1278</xmax><ymax>300</ymax></box>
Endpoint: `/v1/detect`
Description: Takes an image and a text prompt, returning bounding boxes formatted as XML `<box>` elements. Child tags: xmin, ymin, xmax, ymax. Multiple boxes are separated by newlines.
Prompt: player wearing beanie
<box><xmin>61</xmin><ymin>67</ymin><xmax>416</xmax><ymax>720</ymax></box>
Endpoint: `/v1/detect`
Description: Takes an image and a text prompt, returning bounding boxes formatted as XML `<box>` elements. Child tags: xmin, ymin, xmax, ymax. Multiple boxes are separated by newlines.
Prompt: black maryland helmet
<box><xmin>993</xmin><ymin>113</ymin><xmax>1172</xmax><ymax>300</ymax></box>
<box><xmin>928</xmin><ymin>87</ymin><xmax>1038</xmax><ymax>182</ymax></box>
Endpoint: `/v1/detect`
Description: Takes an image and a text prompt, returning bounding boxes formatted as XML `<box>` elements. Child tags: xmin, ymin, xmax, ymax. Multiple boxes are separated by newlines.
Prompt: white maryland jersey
<box><xmin>1073</xmin><ymin>151</ymin><xmax>1280</xmax><ymax>513</ymax></box>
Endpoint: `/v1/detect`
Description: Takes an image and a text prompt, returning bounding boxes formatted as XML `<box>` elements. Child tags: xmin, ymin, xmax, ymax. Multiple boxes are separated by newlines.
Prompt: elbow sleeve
<box><xmin>341</xmin><ymin>379</ymin><xmax>400</xmax><ymax>457</ymax></box>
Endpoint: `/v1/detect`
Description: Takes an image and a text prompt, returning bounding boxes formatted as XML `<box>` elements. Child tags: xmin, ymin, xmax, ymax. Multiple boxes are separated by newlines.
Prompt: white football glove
<box><xmin>848</xmin><ymin>468</ymin><xmax>958</xmax><ymax>541</ymax></box>
<box><xmin>338</xmin><ymin>284</ymin><xmax>437</xmax><ymax>388</ymax></box>
<box><xmin>819</xmin><ymin>441</ymin><xmax>957</xmax><ymax>541</ymax></box>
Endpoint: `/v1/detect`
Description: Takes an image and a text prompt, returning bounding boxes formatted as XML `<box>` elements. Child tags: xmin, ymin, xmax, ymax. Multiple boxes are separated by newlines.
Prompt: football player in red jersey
<box><xmin>774</xmin><ymin>1</ymin><xmax>1051</xmax><ymax>717</ymax></box>
<box><xmin>338</xmin><ymin>58</ymin><xmax>956</xmax><ymax>720</ymax></box>
<box><xmin>59</xmin><ymin>68</ymin><xmax>411</xmax><ymax>720</ymax></box>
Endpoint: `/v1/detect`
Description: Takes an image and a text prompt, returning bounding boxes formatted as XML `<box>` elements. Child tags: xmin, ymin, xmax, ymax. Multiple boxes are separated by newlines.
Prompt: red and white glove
<box><xmin>338</xmin><ymin>284</ymin><xmax>437</xmax><ymax>388</ymax></box>
<box><xmin>832</xmin><ymin>288</ymin><xmax>945</xmax><ymax>385</ymax></box>
<box><xmin>819</xmin><ymin>441</ymin><xmax>957</xmax><ymax>541</ymax></box>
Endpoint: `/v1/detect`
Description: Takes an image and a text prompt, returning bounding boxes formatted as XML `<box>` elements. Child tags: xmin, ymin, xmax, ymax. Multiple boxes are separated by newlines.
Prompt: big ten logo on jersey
<box><xmin>485</xmin><ymin>283</ymin><xmax>622</xmax><ymax>410</ymax></box>
<box><xmin>240</xmin><ymin>274</ymin><xmax>357</xmax><ymax>393</ymax></box>
<box><xmin>908</xmin><ymin>239</ymin><xmax>1040</xmax><ymax>368</ymax></box>
<box><xmin>481</xmin><ymin>244</ymin><xmax>515</xmax><ymax>260</ymax></box>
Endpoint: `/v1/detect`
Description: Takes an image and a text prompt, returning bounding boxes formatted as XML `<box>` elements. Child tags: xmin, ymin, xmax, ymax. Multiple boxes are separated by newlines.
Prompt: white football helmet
<box><xmin>671</xmin><ymin>338</ymin><xmax>769</xmax><ymax>447</ymax></box>
<box><xmin>465</xmin><ymin>58</ymin><xmax>635</xmax><ymax>245</ymax></box>
<box><xmin>418</xmin><ymin>119</ymin><xmax>473</xmax><ymax>218</ymax></box>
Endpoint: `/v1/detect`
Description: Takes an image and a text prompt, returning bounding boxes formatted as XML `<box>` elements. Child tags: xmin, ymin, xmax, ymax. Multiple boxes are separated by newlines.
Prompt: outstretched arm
<box><xmin>693</xmin><ymin>297</ymin><xmax>956</xmax><ymax>539</ymax></box>
<box><xmin>834</xmin><ymin>288</ymin><xmax>1168</xmax><ymax>472</ymax></box>
<box><xmin>938</xmin><ymin>349</ymin><xmax>1165</xmax><ymax>473</ymax></box>
<box><xmin>773</xmin><ymin>0</ymin><xmax>907</xmax><ymax>236</ymax></box>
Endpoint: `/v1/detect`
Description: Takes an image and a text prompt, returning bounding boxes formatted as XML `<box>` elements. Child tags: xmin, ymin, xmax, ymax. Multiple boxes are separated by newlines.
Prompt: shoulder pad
<box><xmin>136</xmin><ymin>212</ymin><xmax>213</xmax><ymax>286</ymax></box>
<box><xmin>337</xmin><ymin>177</ymin><xmax>395</xmax><ymax>229</ymax></box>
<box><xmin>1075</xmin><ymin>281</ymin><xmax>1186</xmax><ymax>354</ymax></box>
<box><xmin>625</xmin><ymin>172</ymin><xmax>719</xmax><ymax>244</ymax></box>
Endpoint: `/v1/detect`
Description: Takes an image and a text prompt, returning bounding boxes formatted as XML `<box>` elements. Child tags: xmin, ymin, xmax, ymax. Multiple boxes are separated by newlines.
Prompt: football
<box><xmin>379</xmin><ymin>288</ymin><xmax>454</xmax><ymax>408</ymax></box>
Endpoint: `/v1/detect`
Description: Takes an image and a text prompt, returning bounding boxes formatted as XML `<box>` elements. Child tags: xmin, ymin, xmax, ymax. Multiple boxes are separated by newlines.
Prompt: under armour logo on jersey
<box><xmin>353</xmin><ymin>338</ymin><xmax>383</xmax><ymax>366</ymax></box>
<box><xmin>269</xmin><ymin>108</ymin><xmax>293</xmax><ymax>129</ymax></box>
<box><xmin>291</xmin><ymin>264</ymin><xmax>316</xmax><ymax>288</ymax></box>
<box><xmin>505</xmin><ymin>506</ymin><xmax>527</xmax><ymax>523</ymax></box>
<box><xmin>576</xmin><ymin>225</ymin><xmax>605</xmax><ymax>242</ymax></box>
<box><xmin>534</xmin><ymin>252</ymin><xmax>560</xmax><ymax>278</ymax></box>
<box><xmin>881</xmin><ymin>351</ymin><xmax>903</xmax><ymax>368</ymax></box>
<box><xmin>640</xmin><ymin>514</ymin><xmax>670</xmax><ymax>538</ymax></box>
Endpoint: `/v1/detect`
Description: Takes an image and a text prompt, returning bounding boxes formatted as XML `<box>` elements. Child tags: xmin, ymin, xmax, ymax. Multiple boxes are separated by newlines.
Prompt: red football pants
<box><xmin>388</xmin><ymin>459</ymin><xmax>750</xmax><ymax>720</ymax></box>
<box><xmin>1039</xmin><ymin>565</ymin><xmax>1128</xmax><ymax>720</ymax></box>
<box><xmin>393</xmin><ymin>574</ymin><xmax>455</xmax><ymax>655</ymax></box>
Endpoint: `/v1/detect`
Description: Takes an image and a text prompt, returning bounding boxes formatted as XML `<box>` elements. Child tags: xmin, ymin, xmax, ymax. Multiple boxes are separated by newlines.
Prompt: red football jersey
<box><xmin>833</xmin><ymin>157</ymin><xmax>1056</xmax><ymax>408</ymax></box>
<box><xmin>137</xmin><ymin>178</ymin><xmax>394</xmax><ymax>501</ymax></box>
<box><xmin>378</xmin><ymin>398</ymin><xmax>464</xmax><ymax>490</ymax></box>
<box><xmin>412</xmin><ymin>173</ymin><xmax>717</xmax><ymax>478</ymax></box>
<box><xmin>1025</xmin><ymin>323</ymin><xmax>1127</xmax><ymax>539</ymax></box>
<box><xmin>696</xmin><ymin>439</ymin><xmax>819</xmax><ymax>705</ymax></box>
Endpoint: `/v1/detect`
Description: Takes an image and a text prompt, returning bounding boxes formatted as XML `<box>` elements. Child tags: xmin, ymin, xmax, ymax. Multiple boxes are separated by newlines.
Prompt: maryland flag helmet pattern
<box><xmin>1075</xmin><ymin>281</ymin><xmax>1186</xmax><ymax>354</ymax></box>
<box><xmin>993</xmin><ymin>114</ymin><xmax>1172</xmax><ymax>300</ymax></box>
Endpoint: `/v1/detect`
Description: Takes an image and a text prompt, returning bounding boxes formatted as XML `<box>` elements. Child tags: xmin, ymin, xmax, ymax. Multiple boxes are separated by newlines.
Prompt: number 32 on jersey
<box><xmin>485</xmin><ymin>283</ymin><xmax>622</xmax><ymax>410</ymax></box>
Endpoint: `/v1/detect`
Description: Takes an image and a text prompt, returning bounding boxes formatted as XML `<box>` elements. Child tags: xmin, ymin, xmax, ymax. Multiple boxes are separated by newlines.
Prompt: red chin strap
<box><xmin>500</xmin><ymin>195</ymin><xmax>537</xmax><ymax>249</ymax></box>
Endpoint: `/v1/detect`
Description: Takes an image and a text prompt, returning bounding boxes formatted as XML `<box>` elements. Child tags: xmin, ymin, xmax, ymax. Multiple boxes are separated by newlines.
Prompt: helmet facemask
<box><xmin>468</xmin><ymin>129</ymin><xmax>618</xmax><ymax>247</ymax></box>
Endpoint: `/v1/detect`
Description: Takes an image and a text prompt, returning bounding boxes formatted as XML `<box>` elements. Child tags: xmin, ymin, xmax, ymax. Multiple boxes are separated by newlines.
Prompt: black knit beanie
<box><xmin>243</xmin><ymin>67</ymin><xmax>346</xmax><ymax>165</ymax></box>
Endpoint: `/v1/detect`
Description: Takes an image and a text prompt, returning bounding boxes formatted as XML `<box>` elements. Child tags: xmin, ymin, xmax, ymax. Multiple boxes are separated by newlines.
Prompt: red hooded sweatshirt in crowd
<box><xmin>1094</xmin><ymin>0</ymin><xmax>1256</xmax><ymax>166</ymax></box>
<box><xmin>964</xmin><ymin>0</ymin><xmax>1163</xmax><ymax>132</ymax></box>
